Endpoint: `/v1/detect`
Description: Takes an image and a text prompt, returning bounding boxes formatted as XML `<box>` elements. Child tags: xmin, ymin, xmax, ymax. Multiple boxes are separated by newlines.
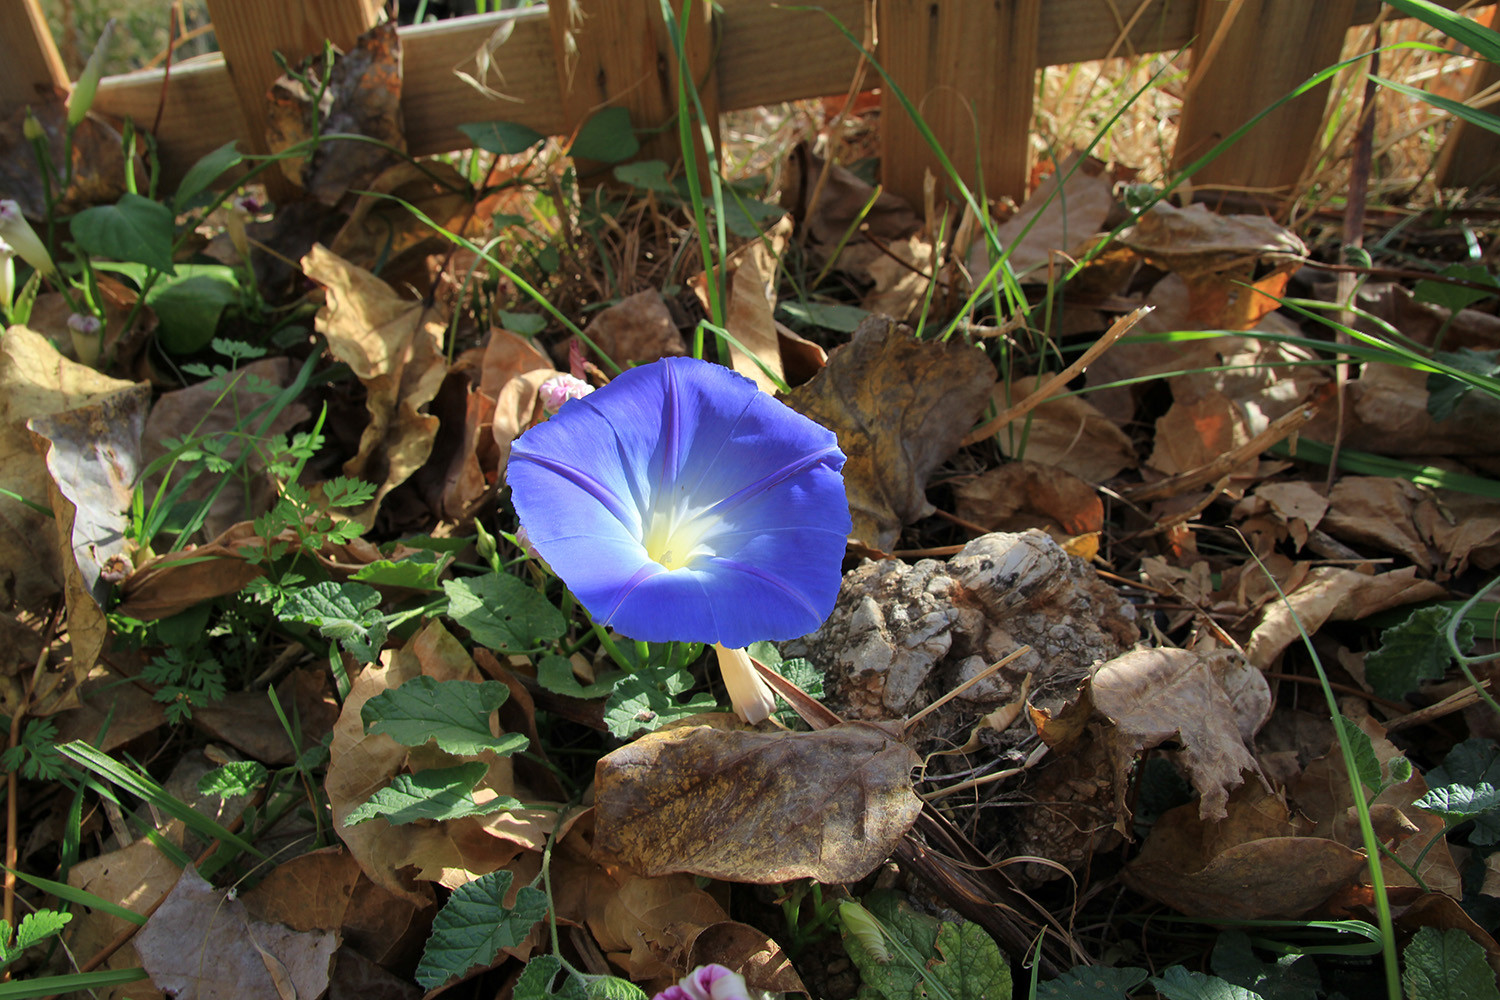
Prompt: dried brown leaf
<box><xmin>782</xmin><ymin>317</ymin><xmax>995</xmax><ymax>551</ymax></box>
<box><xmin>1093</xmin><ymin>647</ymin><xmax>1268</xmax><ymax>825</ymax></box>
<box><xmin>593</xmin><ymin>722</ymin><xmax>921</xmax><ymax>883</ymax></box>
<box><xmin>954</xmin><ymin>460</ymin><xmax>1103</xmax><ymax>538</ymax></box>
<box><xmin>968</xmin><ymin>153</ymin><xmax>1114</xmax><ymax>278</ymax></box>
<box><xmin>580</xmin><ymin>289</ymin><xmax>686</xmax><ymax>368</ymax></box>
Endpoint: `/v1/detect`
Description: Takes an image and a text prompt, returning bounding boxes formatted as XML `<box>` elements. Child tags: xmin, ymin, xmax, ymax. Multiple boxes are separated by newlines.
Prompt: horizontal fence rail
<box><xmin>0</xmin><ymin>0</ymin><xmax>1493</xmax><ymax>209</ymax></box>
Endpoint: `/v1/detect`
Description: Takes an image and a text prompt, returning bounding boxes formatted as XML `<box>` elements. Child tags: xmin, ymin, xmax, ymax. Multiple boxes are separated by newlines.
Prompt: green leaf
<box><xmin>613</xmin><ymin>160</ymin><xmax>679</xmax><ymax>195</ymax></box>
<box><xmin>1375</xmin><ymin>1</ymin><xmax>1500</xmax><ymax>65</ymax></box>
<box><xmin>537</xmin><ymin>654</ymin><xmax>622</xmax><ymax>700</ymax></box>
<box><xmin>351</xmin><ymin>551</ymin><xmax>447</xmax><ymax>590</ymax></box>
<box><xmin>414</xmin><ymin>868</ymin><xmax>549</xmax><ymax>990</ymax></box>
<box><xmin>197</xmin><ymin>760</ymin><xmax>268</xmax><ymax>799</ymax></box>
<box><xmin>1036</xmin><ymin>965</ymin><xmax>1149</xmax><ymax>999</ymax></box>
<box><xmin>842</xmin><ymin>892</ymin><xmax>941</xmax><ymax>1000</ymax></box>
<box><xmin>718</xmin><ymin>195</ymin><xmax>788</xmax><ymax>239</ymax></box>
<box><xmin>777</xmin><ymin>300</ymin><xmax>870</xmax><ymax>333</ymax></box>
<box><xmin>278</xmin><ymin>581</ymin><xmax>388</xmax><ymax>663</ymax></box>
<box><xmin>459</xmin><ymin>120</ymin><xmax>548</xmax><ymax>155</ymax></box>
<box><xmin>1332</xmin><ymin>714</ymin><xmax>1384</xmax><ymax>795</ymax></box>
<box><xmin>585</xmin><ymin>978</ymin><xmax>649</xmax><ymax>1000</ymax></box>
<box><xmin>174</xmin><ymin>141</ymin><xmax>245</xmax><ymax>211</ymax></box>
<box><xmin>499</xmin><ymin>310</ymin><xmax>548</xmax><ymax>336</ymax></box>
<box><xmin>1365</xmin><ymin>605</ymin><xmax>1474</xmax><ymax>700</ymax></box>
<box><xmin>1429</xmin><ymin>739</ymin><xmax>1500</xmax><ymax>845</ymax></box>
<box><xmin>345</xmin><ymin>761</ymin><xmax>522</xmax><ymax>826</ymax></box>
<box><xmin>69</xmin><ymin>193</ymin><xmax>177</xmax><ymax>274</ymax></box>
<box><xmin>514</xmin><ymin>955</ymin><xmax>587</xmax><ymax>1000</ymax></box>
<box><xmin>1412</xmin><ymin>264</ymin><xmax>1498</xmax><ymax>314</ymax></box>
<box><xmin>362</xmin><ymin>676</ymin><xmax>527</xmax><ymax>757</ymax></box>
<box><xmin>0</xmin><ymin>967</ymin><xmax>148</xmax><ymax>997</ymax></box>
<box><xmin>0</xmin><ymin>910</ymin><xmax>72</xmax><ymax>966</ymax></box>
<box><xmin>602</xmin><ymin>665</ymin><xmax>717</xmax><ymax>739</ymax></box>
<box><xmin>1428</xmin><ymin>348</ymin><xmax>1500</xmax><ymax>421</ymax></box>
<box><xmin>1375</xmin><ymin>74</ymin><xmax>1500</xmax><ymax>139</ymax></box>
<box><xmin>444</xmin><ymin>574</ymin><xmax>566</xmax><ymax>652</ymax></box>
<box><xmin>928</xmin><ymin>920</ymin><xmax>1012</xmax><ymax>1000</ymax></box>
<box><xmin>1150</xmin><ymin>966</ymin><xmax>1264</xmax><ymax>1000</ymax></box>
<box><xmin>1415</xmin><ymin>782</ymin><xmax>1500</xmax><ymax>822</ymax></box>
<box><xmin>1210</xmin><ymin>931</ymin><xmax>1320</xmax><ymax>1000</ymax></box>
<box><xmin>1402</xmin><ymin>927</ymin><xmax>1500</xmax><ymax>1000</ymax></box>
<box><xmin>572</xmin><ymin>107</ymin><xmax>639</xmax><ymax>163</ymax></box>
<box><xmin>148</xmin><ymin>270</ymin><xmax>242</xmax><ymax>355</ymax></box>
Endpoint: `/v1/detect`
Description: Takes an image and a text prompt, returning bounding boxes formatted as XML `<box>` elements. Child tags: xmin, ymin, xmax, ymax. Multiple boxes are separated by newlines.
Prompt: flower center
<box><xmin>641</xmin><ymin>503</ymin><xmax>721</xmax><ymax>570</ymax></box>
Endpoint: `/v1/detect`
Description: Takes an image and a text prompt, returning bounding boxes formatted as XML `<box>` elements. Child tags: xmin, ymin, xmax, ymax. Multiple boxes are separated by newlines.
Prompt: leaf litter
<box><xmin>4</xmin><ymin>11</ymin><xmax>1500</xmax><ymax>1000</ymax></box>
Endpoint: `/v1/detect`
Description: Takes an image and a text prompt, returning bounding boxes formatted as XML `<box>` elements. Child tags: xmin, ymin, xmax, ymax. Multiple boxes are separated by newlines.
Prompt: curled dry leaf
<box><xmin>781</xmin><ymin>316</ymin><xmax>995</xmax><ymax>551</ymax></box>
<box><xmin>1092</xmin><ymin>647</ymin><xmax>1269</xmax><ymax>826</ymax></box>
<box><xmin>687</xmin><ymin>921</ymin><xmax>810</xmax><ymax>999</ymax></box>
<box><xmin>1245</xmin><ymin>565</ymin><xmax>1446</xmax><ymax>669</ymax></box>
<box><xmin>954</xmin><ymin>460</ymin><xmax>1103</xmax><ymax>539</ymax></box>
<box><xmin>26</xmin><ymin>381</ymin><xmax>150</xmax><ymax>712</ymax></box>
<box><xmin>988</xmin><ymin>378</ymin><xmax>1137</xmax><ymax>482</ymax></box>
<box><xmin>967</xmin><ymin>152</ymin><xmax>1114</xmax><ymax>279</ymax></box>
<box><xmin>724</xmin><ymin>222</ymin><xmax>789</xmax><ymax>394</ymax></box>
<box><xmin>592</xmin><ymin>722</ymin><xmax>922</xmax><ymax>884</ymax></box>
<box><xmin>136</xmin><ymin>866</ymin><xmax>339</xmax><ymax>1000</ymax></box>
<box><xmin>304</xmin><ymin>244</ymin><xmax>448</xmax><ymax>522</ymax></box>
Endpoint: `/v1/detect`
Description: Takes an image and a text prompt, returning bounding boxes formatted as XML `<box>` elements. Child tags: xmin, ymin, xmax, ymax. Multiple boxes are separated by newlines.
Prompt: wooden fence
<box><xmin>1</xmin><ymin>0</ymin><xmax>1495</xmax><ymax>211</ymax></box>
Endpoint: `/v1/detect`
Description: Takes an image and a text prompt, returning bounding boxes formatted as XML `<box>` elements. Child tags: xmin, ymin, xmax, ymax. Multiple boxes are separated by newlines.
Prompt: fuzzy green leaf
<box><xmin>70</xmin><ymin>193</ymin><xmax>177</xmax><ymax>274</ymax></box>
<box><xmin>1036</xmin><ymin>966</ymin><xmax>1148</xmax><ymax>999</ymax></box>
<box><xmin>459</xmin><ymin>120</ymin><xmax>547</xmax><ymax>155</ymax></box>
<box><xmin>1427</xmin><ymin>739</ymin><xmax>1500</xmax><ymax>845</ymax></box>
<box><xmin>345</xmin><ymin>761</ymin><xmax>522</xmax><ymax>826</ymax></box>
<box><xmin>1210</xmin><ymin>931</ymin><xmax>1320</xmax><ymax>1000</ymax></box>
<box><xmin>362</xmin><ymin>676</ymin><xmax>527</xmax><ymax>757</ymax></box>
<box><xmin>444</xmin><ymin>574</ymin><xmax>566</xmax><ymax>653</ymax></box>
<box><xmin>1151</xmin><ymin>966</ymin><xmax>1263</xmax><ymax>1000</ymax></box>
<box><xmin>1365</xmin><ymin>606</ymin><xmax>1472</xmax><ymax>700</ymax></box>
<box><xmin>602</xmin><ymin>666</ymin><xmax>717</xmax><ymax>739</ymax></box>
<box><xmin>514</xmin><ymin>955</ymin><xmax>587</xmax><ymax>1000</ymax></box>
<box><xmin>929</xmin><ymin>920</ymin><xmax>1012</xmax><ymax>1000</ymax></box>
<box><xmin>414</xmin><ymin>869</ymin><xmax>548</xmax><ymax>990</ymax></box>
<box><xmin>1428</xmin><ymin>348</ymin><xmax>1500</xmax><ymax>421</ymax></box>
<box><xmin>1332</xmin><ymin>715</ymin><xmax>1385</xmax><ymax>795</ymax></box>
<box><xmin>1416</xmin><ymin>782</ymin><xmax>1500</xmax><ymax>822</ymax></box>
<box><xmin>537</xmin><ymin>654</ymin><xmax>621</xmax><ymax>700</ymax></box>
<box><xmin>278</xmin><ymin>581</ymin><xmax>387</xmax><ymax>663</ymax></box>
<box><xmin>0</xmin><ymin>910</ymin><xmax>72</xmax><ymax>966</ymax></box>
<box><xmin>842</xmin><ymin>892</ymin><xmax>941</xmax><ymax>1000</ymax></box>
<box><xmin>1402</xmin><ymin>927</ymin><xmax>1500</xmax><ymax>1000</ymax></box>
<box><xmin>351</xmin><ymin>551</ymin><xmax>446</xmax><ymax>590</ymax></box>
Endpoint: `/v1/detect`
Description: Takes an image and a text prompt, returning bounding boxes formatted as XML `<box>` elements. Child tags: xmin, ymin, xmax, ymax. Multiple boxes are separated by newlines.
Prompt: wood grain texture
<box><xmin>0</xmin><ymin>0</ymin><xmax>70</xmax><ymax>112</ymax></box>
<box><xmin>203</xmin><ymin>0</ymin><xmax>381</xmax><ymax>198</ymax></box>
<box><xmin>548</xmin><ymin>0</ymin><xmax>717</xmax><ymax>176</ymax></box>
<box><xmin>1435</xmin><ymin>5</ymin><xmax>1500</xmax><ymax>189</ymax></box>
<box><xmin>1172</xmin><ymin>0</ymin><xmax>1357</xmax><ymax>196</ymax></box>
<box><xmin>879</xmin><ymin>0</ymin><xmax>1042</xmax><ymax>207</ymax></box>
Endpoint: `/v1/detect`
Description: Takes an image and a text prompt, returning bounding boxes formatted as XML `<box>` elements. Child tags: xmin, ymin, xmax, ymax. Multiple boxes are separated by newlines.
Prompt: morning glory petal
<box><xmin>506</xmin><ymin>356</ymin><xmax>851</xmax><ymax>646</ymax></box>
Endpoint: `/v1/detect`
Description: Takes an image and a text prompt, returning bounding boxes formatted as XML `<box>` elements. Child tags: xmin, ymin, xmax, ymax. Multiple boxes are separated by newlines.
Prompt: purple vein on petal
<box><xmin>510</xmin><ymin>452</ymin><xmax>638</xmax><ymax>529</ymax></box>
<box><xmin>672</xmin><ymin>390</ymin><xmax>759</xmax><ymax>507</ymax></box>
<box><xmin>601</xmin><ymin>561</ymin><xmax>666</xmax><ymax>625</ymax></box>
<box><xmin>704</xmin><ymin>445</ymin><xmax>844</xmax><ymax>518</ymax></box>
<box><xmin>710</xmin><ymin>556</ymin><xmax>822</xmax><ymax>624</ymax></box>
<box><xmin>659</xmin><ymin>360</ymin><xmax>683</xmax><ymax>491</ymax></box>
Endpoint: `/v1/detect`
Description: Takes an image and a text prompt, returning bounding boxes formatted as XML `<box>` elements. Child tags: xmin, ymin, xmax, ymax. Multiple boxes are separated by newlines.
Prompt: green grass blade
<box><xmin>1268</xmin><ymin>438</ymin><xmax>1500</xmax><ymax>498</ymax></box>
<box><xmin>58</xmin><ymin>742</ymin><xmax>263</xmax><ymax>859</ymax></box>
<box><xmin>1373</xmin><ymin>74</ymin><xmax>1500</xmax><ymax>136</ymax></box>
<box><xmin>1379</xmin><ymin>0</ymin><xmax>1500</xmax><ymax>62</ymax></box>
<box><xmin>0</xmin><ymin>968</ymin><xmax>149</xmax><ymax>998</ymax></box>
<box><xmin>3</xmin><ymin>867</ymin><xmax>148</xmax><ymax>926</ymax></box>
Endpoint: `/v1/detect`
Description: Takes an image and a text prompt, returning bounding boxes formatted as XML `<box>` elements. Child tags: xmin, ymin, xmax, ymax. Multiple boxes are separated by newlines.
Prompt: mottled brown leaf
<box><xmin>593</xmin><ymin>722</ymin><xmax>921</xmax><ymax>884</ymax></box>
<box><xmin>955</xmin><ymin>460</ymin><xmax>1103</xmax><ymax>538</ymax></box>
<box><xmin>782</xmin><ymin>317</ymin><xmax>995</xmax><ymax>551</ymax></box>
<box><xmin>580</xmin><ymin>289</ymin><xmax>686</xmax><ymax>368</ymax></box>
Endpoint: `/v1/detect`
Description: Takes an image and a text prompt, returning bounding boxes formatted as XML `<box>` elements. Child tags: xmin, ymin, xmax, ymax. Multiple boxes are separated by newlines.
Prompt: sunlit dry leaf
<box><xmin>967</xmin><ymin>153</ymin><xmax>1113</xmax><ymax>278</ymax></box>
<box><xmin>1420</xmin><ymin>492</ymin><xmax>1500</xmax><ymax>575</ymax></box>
<box><xmin>580</xmin><ymin>289</ymin><xmax>686</xmax><ymax>368</ymax></box>
<box><xmin>478</xmin><ymin>329</ymin><xmax>552</xmax><ymax>399</ymax></box>
<box><xmin>954</xmin><ymin>461</ymin><xmax>1103</xmax><ymax>539</ymax></box>
<box><xmin>1123</xmin><ymin>783</ymin><xmax>1366</xmax><ymax>920</ymax></box>
<box><xmin>137</xmin><ymin>866</ymin><xmax>339</xmax><ymax>1000</ymax></box>
<box><xmin>1252</xmin><ymin>481</ymin><xmax>1329</xmax><ymax>551</ymax></box>
<box><xmin>782</xmin><ymin>316</ymin><xmax>995</xmax><ymax>551</ymax></box>
<box><xmin>1147</xmin><ymin>390</ymin><xmax>1252</xmax><ymax>479</ymax></box>
<box><xmin>1321</xmin><ymin>476</ymin><xmax>1432</xmax><ymax>572</ymax></box>
<box><xmin>66</xmin><ymin>838</ymin><xmax>181</xmax><ymax>1000</ymax></box>
<box><xmin>266</xmin><ymin>21</ymin><xmax>405</xmax><ymax>205</ymax></box>
<box><xmin>1295</xmin><ymin>715</ymin><xmax>1461</xmax><ymax>897</ymax></box>
<box><xmin>988</xmin><ymin>377</ymin><xmax>1136</xmax><ymax>482</ymax></box>
<box><xmin>724</xmin><ymin>223</ymin><xmax>788</xmax><ymax>393</ymax></box>
<box><xmin>0</xmin><ymin>328</ymin><xmax>137</xmax><ymax>612</ymax></box>
<box><xmin>1245</xmin><ymin>566</ymin><xmax>1446</xmax><ymax>669</ymax></box>
<box><xmin>492</xmin><ymin>368</ymin><xmax>560</xmax><ymax>475</ymax></box>
<box><xmin>593</xmin><ymin>722</ymin><xmax>921</xmax><ymax>884</ymax></box>
<box><xmin>304</xmin><ymin>244</ymin><xmax>448</xmax><ymax>522</ymax></box>
<box><xmin>1092</xmin><ymin>647</ymin><xmax>1268</xmax><ymax>825</ymax></box>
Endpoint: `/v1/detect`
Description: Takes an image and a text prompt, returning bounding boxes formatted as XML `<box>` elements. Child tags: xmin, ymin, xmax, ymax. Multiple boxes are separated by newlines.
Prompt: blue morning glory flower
<box><xmin>506</xmin><ymin>356</ymin><xmax>850</xmax><ymax>650</ymax></box>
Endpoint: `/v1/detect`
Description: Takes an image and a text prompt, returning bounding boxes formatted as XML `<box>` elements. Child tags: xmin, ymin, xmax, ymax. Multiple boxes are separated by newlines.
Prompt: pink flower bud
<box><xmin>67</xmin><ymin>312</ymin><xmax>102</xmax><ymax>338</ymax></box>
<box><xmin>539</xmin><ymin>373</ymin><xmax>593</xmax><ymax>414</ymax></box>
<box><xmin>653</xmin><ymin>964</ymin><xmax>758</xmax><ymax>1000</ymax></box>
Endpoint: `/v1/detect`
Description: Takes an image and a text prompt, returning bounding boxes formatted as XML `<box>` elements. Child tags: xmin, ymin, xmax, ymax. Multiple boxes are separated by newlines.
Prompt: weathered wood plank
<box><xmin>0</xmin><ymin>0</ymin><xmax>70</xmax><ymax>112</ymax></box>
<box><xmin>879</xmin><ymin>0</ymin><xmax>1042</xmax><ymax>207</ymax></box>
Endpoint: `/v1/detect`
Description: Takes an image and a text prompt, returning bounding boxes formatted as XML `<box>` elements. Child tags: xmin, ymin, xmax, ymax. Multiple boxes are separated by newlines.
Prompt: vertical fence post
<box><xmin>203</xmin><ymin>0</ymin><xmax>383</xmax><ymax>201</ymax></box>
<box><xmin>1171</xmin><ymin>0</ymin><xmax>1356</xmax><ymax>198</ymax></box>
<box><xmin>0</xmin><ymin>0</ymin><xmax>70</xmax><ymax>114</ymax></box>
<box><xmin>877</xmin><ymin>0</ymin><xmax>1041</xmax><ymax>212</ymax></box>
<box><xmin>547</xmin><ymin>0</ymin><xmax>719</xmax><ymax>181</ymax></box>
<box><xmin>1434</xmin><ymin>5</ymin><xmax>1500</xmax><ymax>190</ymax></box>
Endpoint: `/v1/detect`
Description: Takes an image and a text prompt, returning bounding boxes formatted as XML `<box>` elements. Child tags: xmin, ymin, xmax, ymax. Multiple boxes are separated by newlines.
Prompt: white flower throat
<box><xmin>641</xmin><ymin>496</ymin><xmax>723</xmax><ymax>571</ymax></box>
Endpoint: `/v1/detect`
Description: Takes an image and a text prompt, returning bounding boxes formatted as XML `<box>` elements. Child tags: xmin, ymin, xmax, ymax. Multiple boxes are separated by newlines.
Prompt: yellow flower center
<box><xmin>641</xmin><ymin>504</ymin><xmax>721</xmax><ymax>570</ymax></box>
